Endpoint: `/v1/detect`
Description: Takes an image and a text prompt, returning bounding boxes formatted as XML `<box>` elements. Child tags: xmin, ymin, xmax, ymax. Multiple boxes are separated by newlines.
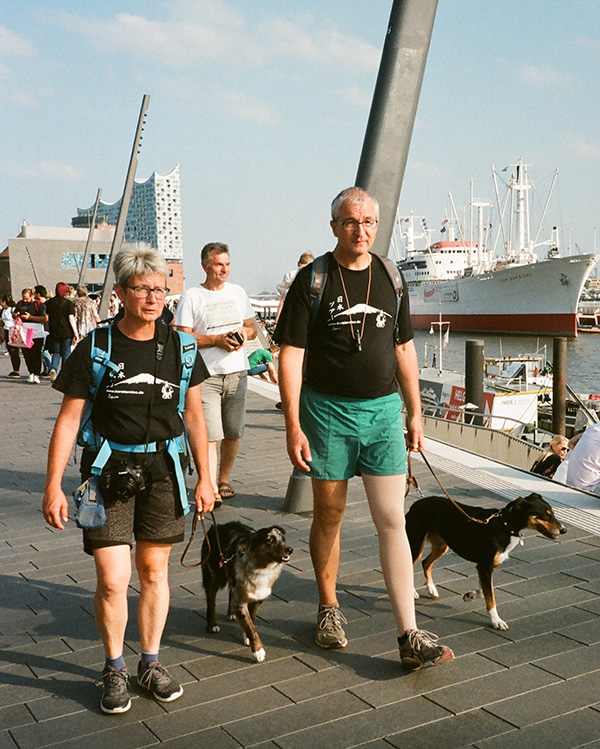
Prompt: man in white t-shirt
<box><xmin>565</xmin><ymin>423</ymin><xmax>600</xmax><ymax>495</ymax></box>
<box><xmin>176</xmin><ymin>243</ymin><xmax>257</xmax><ymax>505</ymax></box>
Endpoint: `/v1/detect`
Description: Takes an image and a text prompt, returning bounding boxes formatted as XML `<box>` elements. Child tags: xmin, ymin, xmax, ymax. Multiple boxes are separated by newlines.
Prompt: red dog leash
<box><xmin>408</xmin><ymin>449</ymin><xmax>501</xmax><ymax>526</ymax></box>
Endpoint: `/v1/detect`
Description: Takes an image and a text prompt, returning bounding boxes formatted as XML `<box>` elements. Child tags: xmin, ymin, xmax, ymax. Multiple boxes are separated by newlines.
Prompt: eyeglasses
<box><xmin>127</xmin><ymin>285</ymin><xmax>169</xmax><ymax>299</ymax></box>
<box><xmin>336</xmin><ymin>219</ymin><xmax>379</xmax><ymax>232</ymax></box>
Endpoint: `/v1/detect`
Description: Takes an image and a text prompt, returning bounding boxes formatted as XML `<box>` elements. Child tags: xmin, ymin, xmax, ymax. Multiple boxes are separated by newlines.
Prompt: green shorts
<box><xmin>299</xmin><ymin>387</ymin><xmax>408</xmax><ymax>480</ymax></box>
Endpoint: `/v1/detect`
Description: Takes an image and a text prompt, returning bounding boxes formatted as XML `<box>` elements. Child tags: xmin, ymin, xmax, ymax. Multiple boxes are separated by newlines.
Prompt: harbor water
<box><xmin>414</xmin><ymin>330</ymin><xmax>599</xmax><ymax>394</ymax></box>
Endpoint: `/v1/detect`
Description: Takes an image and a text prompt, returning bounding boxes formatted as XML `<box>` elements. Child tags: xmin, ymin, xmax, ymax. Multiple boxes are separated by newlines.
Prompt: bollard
<box><xmin>283</xmin><ymin>467</ymin><xmax>313</xmax><ymax>514</ymax></box>
<box><xmin>465</xmin><ymin>339</ymin><xmax>484</xmax><ymax>426</ymax></box>
<box><xmin>552</xmin><ymin>337</ymin><xmax>567</xmax><ymax>436</ymax></box>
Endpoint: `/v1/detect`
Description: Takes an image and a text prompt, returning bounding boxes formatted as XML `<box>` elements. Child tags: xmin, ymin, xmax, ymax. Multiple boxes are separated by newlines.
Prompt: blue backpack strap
<box><xmin>308</xmin><ymin>253</ymin><xmax>330</xmax><ymax>328</ymax></box>
<box><xmin>78</xmin><ymin>326</ymin><xmax>121</xmax><ymax>448</ymax></box>
<box><xmin>176</xmin><ymin>330</ymin><xmax>198</xmax><ymax>414</ymax></box>
<box><xmin>174</xmin><ymin>330</ymin><xmax>198</xmax><ymax>514</ymax></box>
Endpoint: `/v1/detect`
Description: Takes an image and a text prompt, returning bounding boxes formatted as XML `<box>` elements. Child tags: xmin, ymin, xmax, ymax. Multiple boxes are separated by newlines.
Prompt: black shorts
<box><xmin>82</xmin><ymin>471</ymin><xmax>186</xmax><ymax>556</ymax></box>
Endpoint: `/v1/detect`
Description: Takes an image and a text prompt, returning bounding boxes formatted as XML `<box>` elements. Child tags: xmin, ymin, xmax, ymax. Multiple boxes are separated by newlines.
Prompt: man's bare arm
<box><xmin>279</xmin><ymin>344</ymin><xmax>311</xmax><ymax>471</ymax></box>
<box><xmin>395</xmin><ymin>338</ymin><xmax>424</xmax><ymax>452</ymax></box>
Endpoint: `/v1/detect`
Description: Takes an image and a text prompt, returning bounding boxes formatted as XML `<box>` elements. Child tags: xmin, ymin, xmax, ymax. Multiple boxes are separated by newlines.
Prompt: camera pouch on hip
<box><xmin>73</xmin><ymin>475</ymin><xmax>106</xmax><ymax>529</ymax></box>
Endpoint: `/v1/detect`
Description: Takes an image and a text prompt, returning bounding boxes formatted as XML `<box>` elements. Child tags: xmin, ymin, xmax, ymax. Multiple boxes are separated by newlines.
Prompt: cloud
<box><xmin>0</xmin><ymin>65</ymin><xmax>55</xmax><ymax>109</ymax></box>
<box><xmin>10</xmin><ymin>160</ymin><xmax>85</xmax><ymax>182</ymax></box>
<box><xmin>40</xmin><ymin>1</ymin><xmax>379</xmax><ymax>73</ymax></box>
<box><xmin>577</xmin><ymin>36</ymin><xmax>600</xmax><ymax>54</ymax></box>
<box><xmin>411</xmin><ymin>161</ymin><xmax>444</xmax><ymax>185</ymax></box>
<box><xmin>259</xmin><ymin>19</ymin><xmax>380</xmax><ymax>72</ymax></box>
<box><xmin>156</xmin><ymin>76</ymin><xmax>279</xmax><ymax>123</ymax></box>
<box><xmin>519</xmin><ymin>63</ymin><xmax>574</xmax><ymax>88</ymax></box>
<box><xmin>212</xmin><ymin>87</ymin><xmax>279</xmax><ymax>123</ymax></box>
<box><xmin>335</xmin><ymin>86</ymin><xmax>372</xmax><ymax>109</ymax></box>
<box><xmin>571</xmin><ymin>139</ymin><xmax>600</xmax><ymax>158</ymax></box>
<box><xmin>0</xmin><ymin>26</ymin><xmax>57</xmax><ymax>108</ymax></box>
<box><xmin>0</xmin><ymin>25</ymin><xmax>36</xmax><ymax>58</ymax></box>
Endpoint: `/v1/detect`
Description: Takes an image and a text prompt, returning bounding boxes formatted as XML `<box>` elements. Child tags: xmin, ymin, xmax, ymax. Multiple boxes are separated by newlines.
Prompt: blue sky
<box><xmin>1</xmin><ymin>0</ymin><xmax>599</xmax><ymax>292</ymax></box>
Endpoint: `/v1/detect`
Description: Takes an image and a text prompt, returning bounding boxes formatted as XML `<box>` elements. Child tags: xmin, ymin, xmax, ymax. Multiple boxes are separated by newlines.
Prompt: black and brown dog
<box><xmin>202</xmin><ymin>521</ymin><xmax>293</xmax><ymax>662</ymax></box>
<box><xmin>406</xmin><ymin>492</ymin><xmax>566</xmax><ymax>630</ymax></box>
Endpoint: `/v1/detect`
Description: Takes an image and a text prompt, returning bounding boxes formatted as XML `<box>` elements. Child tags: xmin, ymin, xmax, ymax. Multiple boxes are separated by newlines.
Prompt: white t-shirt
<box><xmin>1</xmin><ymin>307</ymin><xmax>15</xmax><ymax>330</ymax></box>
<box><xmin>175</xmin><ymin>283</ymin><xmax>254</xmax><ymax>375</ymax></box>
<box><xmin>566</xmin><ymin>423</ymin><xmax>600</xmax><ymax>495</ymax></box>
<box><xmin>277</xmin><ymin>268</ymin><xmax>299</xmax><ymax>299</ymax></box>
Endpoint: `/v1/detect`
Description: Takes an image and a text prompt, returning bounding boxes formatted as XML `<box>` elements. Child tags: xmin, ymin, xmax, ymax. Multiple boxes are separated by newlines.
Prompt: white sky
<box><xmin>2</xmin><ymin>0</ymin><xmax>599</xmax><ymax>292</ymax></box>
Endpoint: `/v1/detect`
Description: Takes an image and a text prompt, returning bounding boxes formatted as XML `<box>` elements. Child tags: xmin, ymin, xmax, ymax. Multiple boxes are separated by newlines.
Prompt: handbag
<box><xmin>72</xmin><ymin>475</ymin><xmax>106</xmax><ymax>529</ymax></box>
<box><xmin>9</xmin><ymin>318</ymin><xmax>34</xmax><ymax>349</ymax></box>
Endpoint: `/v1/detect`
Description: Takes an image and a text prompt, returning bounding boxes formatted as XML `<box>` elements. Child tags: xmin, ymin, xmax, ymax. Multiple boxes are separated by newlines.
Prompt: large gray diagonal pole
<box><xmin>356</xmin><ymin>0</ymin><xmax>438</xmax><ymax>257</ymax></box>
<box><xmin>99</xmin><ymin>94</ymin><xmax>150</xmax><ymax>319</ymax></box>
<box><xmin>77</xmin><ymin>187</ymin><xmax>102</xmax><ymax>287</ymax></box>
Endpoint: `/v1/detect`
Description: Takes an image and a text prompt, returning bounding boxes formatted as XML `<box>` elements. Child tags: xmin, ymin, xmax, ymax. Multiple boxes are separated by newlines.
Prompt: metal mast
<box><xmin>98</xmin><ymin>94</ymin><xmax>150</xmax><ymax>319</ymax></box>
<box><xmin>77</xmin><ymin>187</ymin><xmax>102</xmax><ymax>287</ymax></box>
<box><xmin>355</xmin><ymin>0</ymin><xmax>438</xmax><ymax>257</ymax></box>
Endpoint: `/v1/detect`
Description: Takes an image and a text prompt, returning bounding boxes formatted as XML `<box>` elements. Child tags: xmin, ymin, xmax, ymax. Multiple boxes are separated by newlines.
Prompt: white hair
<box><xmin>331</xmin><ymin>187</ymin><xmax>379</xmax><ymax>221</ymax></box>
<box><xmin>113</xmin><ymin>243</ymin><xmax>168</xmax><ymax>288</ymax></box>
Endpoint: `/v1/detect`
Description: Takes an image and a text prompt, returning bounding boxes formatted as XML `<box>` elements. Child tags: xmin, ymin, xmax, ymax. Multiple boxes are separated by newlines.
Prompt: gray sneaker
<box><xmin>315</xmin><ymin>605</ymin><xmax>348</xmax><ymax>648</ymax></box>
<box><xmin>399</xmin><ymin>629</ymin><xmax>454</xmax><ymax>670</ymax></box>
<box><xmin>137</xmin><ymin>661</ymin><xmax>183</xmax><ymax>702</ymax></box>
<box><xmin>98</xmin><ymin>666</ymin><xmax>131</xmax><ymax>714</ymax></box>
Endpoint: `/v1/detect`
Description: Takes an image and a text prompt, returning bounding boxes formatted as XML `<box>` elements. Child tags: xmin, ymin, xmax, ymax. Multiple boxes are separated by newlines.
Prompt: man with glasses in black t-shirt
<box><xmin>275</xmin><ymin>187</ymin><xmax>454</xmax><ymax>671</ymax></box>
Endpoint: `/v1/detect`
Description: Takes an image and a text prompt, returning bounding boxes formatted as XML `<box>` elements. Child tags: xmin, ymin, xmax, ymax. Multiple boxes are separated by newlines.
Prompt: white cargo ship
<box><xmin>395</xmin><ymin>159</ymin><xmax>598</xmax><ymax>337</ymax></box>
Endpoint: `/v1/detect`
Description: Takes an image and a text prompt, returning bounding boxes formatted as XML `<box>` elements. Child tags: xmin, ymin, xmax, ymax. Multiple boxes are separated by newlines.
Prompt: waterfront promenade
<box><xmin>2</xmin><ymin>361</ymin><xmax>600</xmax><ymax>748</ymax></box>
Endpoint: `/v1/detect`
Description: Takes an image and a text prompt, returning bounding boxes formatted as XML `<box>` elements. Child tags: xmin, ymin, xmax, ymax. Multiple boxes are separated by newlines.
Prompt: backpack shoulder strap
<box><xmin>373</xmin><ymin>253</ymin><xmax>404</xmax><ymax>325</ymax></box>
<box><xmin>78</xmin><ymin>325</ymin><xmax>121</xmax><ymax>447</ymax></box>
<box><xmin>175</xmin><ymin>330</ymin><xmax>198</xmax><ymax>413</ymax></box>
<box><xmin>308</xmin><ymin>253</ymin><xmax>330</xmax><ymax>327</ymax></box>
<box><xmin>375</xmin><ymin>253</ymin><xmax>403</xmax><ymax>295</ymax></box>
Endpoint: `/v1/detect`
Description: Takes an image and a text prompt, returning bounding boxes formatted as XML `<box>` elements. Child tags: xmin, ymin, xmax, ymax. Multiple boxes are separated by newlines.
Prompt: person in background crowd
<box><xmin>14</xmin><ymin>288</ymin><xmax>48</xmax><ymax>384</ymax></box>
<box><xmin>247</xmin><ymin>345</ymin><xmax>279</xmax><ymax>384</ymax></box>
<box><xmin>73</xmin><ymin>286</ymin><xmax>101</xmax><ymax>339</ymax></box>
<box><xmin>1</xmin><ymin>295</ymin><xmax>22</xmax><ymax>377</ymax></box>
<box><xmin>108</xmin><ymin>292</ymin><xmax>120</xmax><ymax>318</ymax></box>
<box><xmin>45</xmin><ymin>282</ymin><xmax>78</xmax><ymax>382</ymax></box>
<box><xmin>531</xmin><ymin>435</ymin><xmax>569</xmax><ymax>478</ymax></box>
<box><xmin>175</xmin><ymin>242</ymin><xmax>258</xmax><ymax>506</ymax></box>
<box><xmin>274</xmin><ymin>252</ymin><xmax>315</xmax><ymax>325</ymax></box>
<box><xmin>564</xmin><ymin>423</ymin><xmax>600</xmax><ymax>495</ymax></box>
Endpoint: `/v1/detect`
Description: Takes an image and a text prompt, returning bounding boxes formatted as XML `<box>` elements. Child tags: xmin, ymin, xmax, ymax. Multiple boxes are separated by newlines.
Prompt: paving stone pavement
<box><xmin>2</xmin><ymin>360</ymin><xmax>600</xmax><ymax>748</ymax></box>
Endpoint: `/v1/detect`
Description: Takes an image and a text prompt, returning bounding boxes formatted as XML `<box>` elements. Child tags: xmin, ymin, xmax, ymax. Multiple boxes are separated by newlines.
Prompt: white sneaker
<box><xmin>33</xmin><ymin>375</ymin><xmax>41</xmax><ymax>384</ymax></box>
<box><xmin>49</xmin><ymin>369</ymin><xmax>57</xmax><ymax>383</ymax></box>
<box><xmin>28</xmin><ymin>374</ymin><xmax>34</xmax><ymax>383</ymax></box>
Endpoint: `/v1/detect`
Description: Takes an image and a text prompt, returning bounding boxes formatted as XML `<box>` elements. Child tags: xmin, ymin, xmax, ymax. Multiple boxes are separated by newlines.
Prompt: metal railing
<box><xmin>421</xmin><ymin>412</ymin><xmax>545</xmax><ymax>471</ymax></box>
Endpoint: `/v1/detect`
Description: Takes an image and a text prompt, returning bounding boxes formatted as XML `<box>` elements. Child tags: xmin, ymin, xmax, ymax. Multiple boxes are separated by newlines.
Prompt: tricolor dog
<box><xmin>406</xmin><ymin>493</ymin><xmax>566</xmax><ymax>630</ymax></box>
<box><xmin>202</xmin><ymin>522</ymin><xmax>293</xmax><ymax>662</ymax></box>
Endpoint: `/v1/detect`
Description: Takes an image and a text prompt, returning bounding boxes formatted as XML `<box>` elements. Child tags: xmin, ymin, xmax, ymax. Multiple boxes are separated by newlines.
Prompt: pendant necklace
<box><xmin>336</xmin><ymin>257</ymin><xmax>372</xmax><ymax>352</ymax></box>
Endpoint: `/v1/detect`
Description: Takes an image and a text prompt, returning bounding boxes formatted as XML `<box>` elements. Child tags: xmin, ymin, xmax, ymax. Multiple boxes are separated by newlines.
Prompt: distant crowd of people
<box><xmin>0</xmin><ymin>282</ymin><xmax>181</xmax><ymax>385</ymax></box>
<box><xmin>1</xmin><ymin>284</ymin><xmax>101</xmax><ymax>383</ymax></box>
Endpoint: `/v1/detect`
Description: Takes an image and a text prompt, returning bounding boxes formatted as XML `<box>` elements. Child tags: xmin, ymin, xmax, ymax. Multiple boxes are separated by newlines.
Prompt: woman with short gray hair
<box><xmin>43</xmin><ymin>244</ymin><xmax>214</xmax><ymax>715</ymax></box>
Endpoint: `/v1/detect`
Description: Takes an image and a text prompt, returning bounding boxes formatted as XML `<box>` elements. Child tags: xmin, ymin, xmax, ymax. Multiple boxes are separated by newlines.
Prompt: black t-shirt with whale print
<box><xmin>54</xmin><ymin>323</ymin><xmax>209</xmax><ymax>445</ymax></box>
<box><xmin>274</xmin><ymin>252</ymin><xmax>413</xmax><ymax>399</ymax></box>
